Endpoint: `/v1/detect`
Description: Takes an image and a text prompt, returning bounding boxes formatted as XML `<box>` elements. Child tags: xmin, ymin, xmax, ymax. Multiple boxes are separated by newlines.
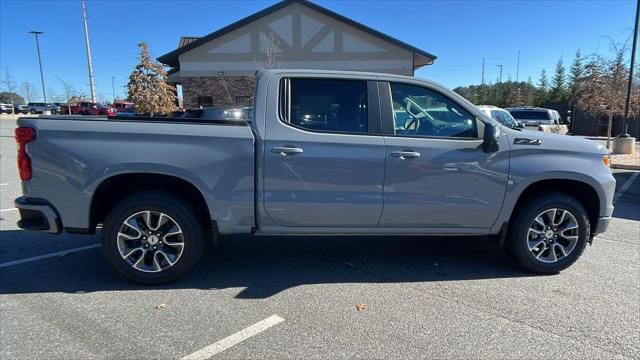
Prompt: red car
<box><xmin>112</xmin><ymin>101</ymin><xmax>133</xmax><ymax>113</ymax></box>
<box><xmin>86</xmin><ymin>104</ymin><xmax>116</xmax><ymax>116</ymax></box>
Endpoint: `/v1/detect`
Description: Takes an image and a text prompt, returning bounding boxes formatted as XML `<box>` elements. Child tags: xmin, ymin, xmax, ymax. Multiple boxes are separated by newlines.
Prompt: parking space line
<box><xmin>613</xmin><ymin>172</ymin><xmax>639</xmax><ymax>204</ymax></box>
<box><xmin>0</xmin><ymin>244</ymin><xmax>100</xmax><ymax>268</ymax></box>
<box><xmin>0</xmin><ymin>208</ymin><xmax>17</xmax><ymax>212</ymax></box>
<box><xmin>181</xmin><ymin>315</ymin><xmax>285</xmax><ymax>360</ymax></box>
<box><xmin>0</xmin><ymin>183</ymin><xmax>8</xmax><ymax>186</ymax></box>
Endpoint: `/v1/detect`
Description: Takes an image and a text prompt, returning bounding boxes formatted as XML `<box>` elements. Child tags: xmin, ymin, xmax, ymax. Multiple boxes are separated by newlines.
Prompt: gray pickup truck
<box><xmin>14</xmin><ymin>69</ymin><xmax>615</xmax><ymax>284</ymax></box>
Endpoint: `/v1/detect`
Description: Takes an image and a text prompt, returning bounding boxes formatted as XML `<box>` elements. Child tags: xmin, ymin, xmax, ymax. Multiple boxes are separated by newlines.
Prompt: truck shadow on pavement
<box><xmin>0</xmin><ymin>233</ymin><xmax>534</xmax><ymax>298</ymax></box>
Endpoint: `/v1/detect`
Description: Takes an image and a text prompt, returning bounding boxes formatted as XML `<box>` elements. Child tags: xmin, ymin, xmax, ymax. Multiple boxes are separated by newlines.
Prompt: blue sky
<box><xmin>0</xmin><ymin>0</ymin><xmax>636</xmax><ymax>103</ymax></box>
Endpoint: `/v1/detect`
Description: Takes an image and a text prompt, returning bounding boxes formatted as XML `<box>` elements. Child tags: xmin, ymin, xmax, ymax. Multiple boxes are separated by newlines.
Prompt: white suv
<box><xmin>476</xmin><ymin>105</ymin><xmax>521</xmax><ymax>128</ymax></box>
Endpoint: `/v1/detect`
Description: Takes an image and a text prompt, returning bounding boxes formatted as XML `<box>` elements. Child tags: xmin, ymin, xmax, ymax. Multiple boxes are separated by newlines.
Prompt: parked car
<box><xmin>27</xmin><ymin>102</ymin><xmax>59</xmax><ymax>115</ymax></box>
<box><xmin>14</xmin><ymin>69</ymin><xmax>614</xmax><ymax>284</ymax></box>
<box><xmin>58</xmin><ymin>103</ymin><xmax>72</xmax><ymax>114</ymax></box>
<box><xmin>0</xmin><ymin>103</ymin><xmax>14</xmax><ymax>114</ymax></box>
<box><xmin>13</xmin><ymin>104</ymin><xmax>29</xmax><ymax>114</ymax></box>
<box><xmin>506</xmin><ymin>107</ymin><xmax>569</xmax><ymax>134</ymax></box>
<box><xmin>476</xmin><ymin>105</ymin><xmax>522</xmax><ymax>128</ymax></box>
<box><xmin>67</xmin><ymin>101</ymin><xmax>94</xmax><ymax>114</ymax></box>
<box><xmin>112</xmin><ymin>101</ymin><xmax>133</xmax><ymax>113</ymax></box>
<box><xmin>112</xmin><ymin>106</ymin><xmax>138</xmax><ymax>117</ymax></box>
<box><xmin>92</xmin><ymin>104</ymin><xmax>116</xmax><ymax>116</ymax></box>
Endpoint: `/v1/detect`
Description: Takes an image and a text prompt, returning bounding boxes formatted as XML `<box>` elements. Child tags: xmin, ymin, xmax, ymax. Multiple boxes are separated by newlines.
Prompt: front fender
<box><xmin>491</xmin><ymin>148</ymin><xmax>615</xmax><ymax>233</ymax></box>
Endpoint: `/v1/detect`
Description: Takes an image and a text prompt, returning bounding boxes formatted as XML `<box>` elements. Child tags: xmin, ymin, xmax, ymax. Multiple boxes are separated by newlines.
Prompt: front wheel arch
<box><xmin>508</xmin><ymin>179</ymin><xmax>600</xmax><ymax>234</ymax></box>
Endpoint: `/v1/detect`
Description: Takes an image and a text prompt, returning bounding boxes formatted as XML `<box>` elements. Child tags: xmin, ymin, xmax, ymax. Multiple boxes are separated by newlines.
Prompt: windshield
<box><xmin>490</xmin><ymin>109</ymin><xmax>518</xmax><ymax>128</ymax></box>
<box><xmin>509</xmin><ymin>110</ymin><xmax>551</xmax><ymax>120</ymax></box>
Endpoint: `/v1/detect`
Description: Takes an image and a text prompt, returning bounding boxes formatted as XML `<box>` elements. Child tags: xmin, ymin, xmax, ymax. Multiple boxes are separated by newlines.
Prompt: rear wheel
<box><xmin>507</xmin><ymin>192</ymin><xmax>590</xmax><ymax>274</ymax></box>
<box><xmin>101</xmin><ymin>192</ymin><xmax>206</xmax><ymax>284</ymax></box>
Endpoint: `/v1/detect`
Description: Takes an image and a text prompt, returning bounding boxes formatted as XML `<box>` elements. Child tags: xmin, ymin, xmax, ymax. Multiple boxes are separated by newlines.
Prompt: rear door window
<box><xmin>509</xmin><ymin>110</ymin><xmax>551</xmax><ymax>120</ymax></box>
<box><xmin>280</xmin><ymin>78</ymin><xmax>368</xmax><ymax>134</ymax></box>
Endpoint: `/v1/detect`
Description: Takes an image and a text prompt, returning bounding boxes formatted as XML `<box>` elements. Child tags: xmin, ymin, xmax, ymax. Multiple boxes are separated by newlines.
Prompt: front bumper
<box><xmin>592</xmin><ymin>216</ymin><xmax>612</xmax><ymax>236</ymax></box>
<box><xmin>14</xmin><ymin>197</ymin><xmax>61</xmax><ymax>234</ymax></box>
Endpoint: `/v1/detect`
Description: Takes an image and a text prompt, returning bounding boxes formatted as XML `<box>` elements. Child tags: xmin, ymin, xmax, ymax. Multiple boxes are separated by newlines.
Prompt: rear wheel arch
<box><xmin>90</xmin><ymin>173</ymin><xmax>213</xmax><ymax>233</ymax></box>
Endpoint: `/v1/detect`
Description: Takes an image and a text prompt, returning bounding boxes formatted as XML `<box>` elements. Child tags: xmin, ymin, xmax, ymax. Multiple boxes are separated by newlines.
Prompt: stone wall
<box><xmin>181</xmin><ymin>76</ymin><xmax>256</xmax><ymax>108</ymax></box>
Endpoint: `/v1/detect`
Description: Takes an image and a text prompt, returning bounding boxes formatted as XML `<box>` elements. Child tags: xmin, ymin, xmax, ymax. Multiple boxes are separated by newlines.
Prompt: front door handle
<box><xmin>391</xmin><ymin>151</ymin><xmax>421</xmax><ymax>159</ymax></box>
<box><xmin>271</xmin><ymin>146</ymin><xmax>304</xmax><ymax>155</ymax></box>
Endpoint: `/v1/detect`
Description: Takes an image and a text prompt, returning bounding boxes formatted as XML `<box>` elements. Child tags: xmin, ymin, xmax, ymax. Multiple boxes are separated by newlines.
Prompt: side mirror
<box><xmin>517</xmin><ymin>121</ymin><xmax>525</xmax><ymax>128</ymax></box>
<box><xmin>483</xmin><ymin>123</ymin><xmax>500</xmax><ymax>153</ymax></box>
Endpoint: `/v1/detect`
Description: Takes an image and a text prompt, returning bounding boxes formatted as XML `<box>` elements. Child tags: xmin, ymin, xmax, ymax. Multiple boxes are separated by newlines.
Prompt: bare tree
<box><xmin>22</xmin><ymin>81</ymin><xmax>39</xmax><ymax>103</ymax></box>
<box><xmin>47</xmin><ymin>88</ymin><xmax>58</xmax><ymax>103</ymax></box>
<box><xmin>254</xmin><ymin>31</ymin><xmax>281</xmax><ymax>70</ymax></box>
<box><xmin>578</xmin><ymin>37</ymin><xmax>632</xmax><ymax>149</ymax></box>
<box><xmin>2</xmin><ymin>68</ymin><xmax>18</xmax><ymax>106</ymax></box>
<box><xmin>57</xmin><ymin>77</ymin><xmax>75</xmax><ymax>114</ymax></box>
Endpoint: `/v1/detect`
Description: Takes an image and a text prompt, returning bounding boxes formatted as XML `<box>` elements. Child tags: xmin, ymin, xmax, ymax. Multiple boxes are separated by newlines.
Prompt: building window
<box><xmin>197</xmin><ymin>96</ymin><xmax>213</xmax><ymax>107</ymax></box>
<box><xmin>235</xmin><ymin>96</ymin><xmax>251</xmax><ymax>107</ymax></box>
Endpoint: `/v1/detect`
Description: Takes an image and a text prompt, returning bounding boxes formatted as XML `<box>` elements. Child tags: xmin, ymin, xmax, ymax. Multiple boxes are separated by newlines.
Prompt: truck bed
<box><xmin>16</xmin><ymin>115</ymin><xmax>256</xmax><ymax>234</ymax></box>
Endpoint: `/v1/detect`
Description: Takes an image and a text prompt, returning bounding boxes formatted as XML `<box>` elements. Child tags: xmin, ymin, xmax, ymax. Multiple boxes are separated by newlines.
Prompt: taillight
<box><xmin>15</xmin><ymin>127</ymin><xmax>36</xmax><ymax>180</ymax></box>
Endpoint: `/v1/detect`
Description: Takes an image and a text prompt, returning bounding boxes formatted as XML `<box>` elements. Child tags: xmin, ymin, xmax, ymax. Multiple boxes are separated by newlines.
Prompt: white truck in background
<box><xmin>507</xmin><ymin>107</ymin><xmax>570</xmax><ymax>135</ymax></box>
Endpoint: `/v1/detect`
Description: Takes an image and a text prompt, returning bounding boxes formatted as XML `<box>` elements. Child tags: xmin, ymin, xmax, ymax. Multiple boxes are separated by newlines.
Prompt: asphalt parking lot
<box><xmin>0</xmin><ymin>118</ymin><xmax>639</xmax><ymax>359</ymax></box>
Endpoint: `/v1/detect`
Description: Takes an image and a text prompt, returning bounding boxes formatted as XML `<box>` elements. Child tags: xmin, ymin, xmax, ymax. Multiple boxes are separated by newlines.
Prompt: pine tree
<box><xmin>127</xmin><ymin>41</ymin><xmax>176</xmax><ymax>115</ymax></box>
<box><xmin>536</xmin><ymin>69</ymin><xmax>549</xmax><ymax>106</ymax></box>
<box><xmin>549</xmin><ymin>57</ymin><xmax>567</xmax><ymax>102</ymax></box>
<box><xmin>569</xmin><ymin>50</ymin><xmax>585</xmax><ymax>103</ymax></box>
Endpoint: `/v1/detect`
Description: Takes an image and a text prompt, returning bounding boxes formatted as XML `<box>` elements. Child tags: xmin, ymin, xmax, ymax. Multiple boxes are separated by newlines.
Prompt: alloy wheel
<box><xmin>527</xmin><ymin>208</ymin><xmax>579</xmax><ymax>263</ymax></box>
<box><xmin>116</xmin><ymin>210</ymin><xmax>185</xmax><ymax>273</ymax></box>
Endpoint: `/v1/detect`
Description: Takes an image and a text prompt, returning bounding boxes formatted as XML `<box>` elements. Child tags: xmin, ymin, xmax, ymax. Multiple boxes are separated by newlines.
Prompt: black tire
<box><xmin>29</xmin><ymin>109</ymin><xmax>36</xmax><ymax>114</ymax></box>
<box><xmin>101</xmin><ymin>192</ymin><xmax>206</xmax><ymax>284</ymax></box>
<box><xmin>506</xmin><ymin>192</ymin><xmax>590</xmax><ymax>274</ymax></box>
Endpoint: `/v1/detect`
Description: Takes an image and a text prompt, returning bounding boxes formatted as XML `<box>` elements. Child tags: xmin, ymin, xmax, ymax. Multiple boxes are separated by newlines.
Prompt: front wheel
<box><xmin>29</xmin><ymin>109</ymin><xmax>36</xmax><ymax>114</ymax></box>
<box><xmin>507</xmin><ymin>192</ymin><xmax>590</xmax><ymax>274</ymax></box>
<box><xmin>101</xmin><ymin>192</ymin><xmax>206</xmax><ymax>284</ymax></box>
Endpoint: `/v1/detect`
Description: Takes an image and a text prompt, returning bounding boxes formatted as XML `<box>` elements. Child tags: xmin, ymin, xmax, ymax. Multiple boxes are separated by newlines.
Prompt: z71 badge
<box><xmin>514</xmin><ymin>138</ymin><xmax>542</xmax><ymax>145</ymax></box>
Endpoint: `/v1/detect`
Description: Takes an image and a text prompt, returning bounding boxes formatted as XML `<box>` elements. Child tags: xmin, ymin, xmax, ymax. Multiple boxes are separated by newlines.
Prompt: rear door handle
<box><xmin>391</xmin><ymin>151</ymin><xmax>421</xmax><ymax>159</ymax></box>
<box><xmin>271</xmin><ymin>146</ymin><xmax>304</xmax><ymax>155</ymax></box>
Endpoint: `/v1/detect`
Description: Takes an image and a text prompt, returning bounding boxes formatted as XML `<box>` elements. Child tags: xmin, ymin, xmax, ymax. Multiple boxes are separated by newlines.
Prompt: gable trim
<box><xmin>157</xmin><ymin>0</ymin><xmax>436</xmax><ymax>68</ymax></box>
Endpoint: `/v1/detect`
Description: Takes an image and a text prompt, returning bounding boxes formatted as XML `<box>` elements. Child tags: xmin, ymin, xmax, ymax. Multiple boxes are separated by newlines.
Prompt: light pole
<box><xmin>622</xmin><ymin>0</ymin><xmax>639</xmax><ymax>138</ymax></box>
<box><xmin>497</xmin><ymin>64</ymin><xmax>503</xmax><ymax>105</ymax></box>
<box><xmin>111</xmin><ymin>77</ymin><xmax>116</xmax><ymax>102</ymax></box>
<box><xmin>81</xmin><ymin>0</ymin><xmax>96</xmax><ymax>102</ymax></box>
<box><xmin>28</xmin><ymin>30</ymin><xmax>46</xmax><ymax>103</ymax></box>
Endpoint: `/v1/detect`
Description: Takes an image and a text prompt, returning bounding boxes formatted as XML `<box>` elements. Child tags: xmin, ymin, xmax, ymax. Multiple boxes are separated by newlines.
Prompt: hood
<box><xmin>503</xmin><ymin>127</ymin><xmax>608</xmax><ymax>155</ymax></box>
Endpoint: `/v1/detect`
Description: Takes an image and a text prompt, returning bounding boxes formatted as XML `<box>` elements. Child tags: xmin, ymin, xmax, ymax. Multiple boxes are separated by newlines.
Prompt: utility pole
<box><xmin>622</xmin><ymin>0</ymin><xmax>639</xmax><ymax>137</ymax></box>
<box><xmin>111</xmin><ymin>76</ymin><xmax>116</xmax><ymax>102</ymax></box>
<box><xmin>481</xmin><ymin>57</ymin><xmax>485</xmax><ymax>103</ymax></box>
<box><xmin>497</xmin><ymin>64</ymin><xmax>503</xmax><ymax>105</ymax></box>
<box><xmin>28</xmin><ymin>31</ymin><xmax>46</xmax><ymax>103</ymax></box>
<box><xmin>516</xmin><ymin>50</ymin><xmax>520</xmax><ymax>82</ymax></box>
<box><xmin>81</xmin><ymin>0</ymin><xmax>96</xmax><ymax>102</ymax></box>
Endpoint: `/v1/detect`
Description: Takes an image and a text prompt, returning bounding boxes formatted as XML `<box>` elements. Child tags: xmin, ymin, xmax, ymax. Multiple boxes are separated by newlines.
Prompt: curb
<box><xmin>612</xmin><ymin>164</ymin><xmax>640</xmax><ymax>171</ymax></box>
